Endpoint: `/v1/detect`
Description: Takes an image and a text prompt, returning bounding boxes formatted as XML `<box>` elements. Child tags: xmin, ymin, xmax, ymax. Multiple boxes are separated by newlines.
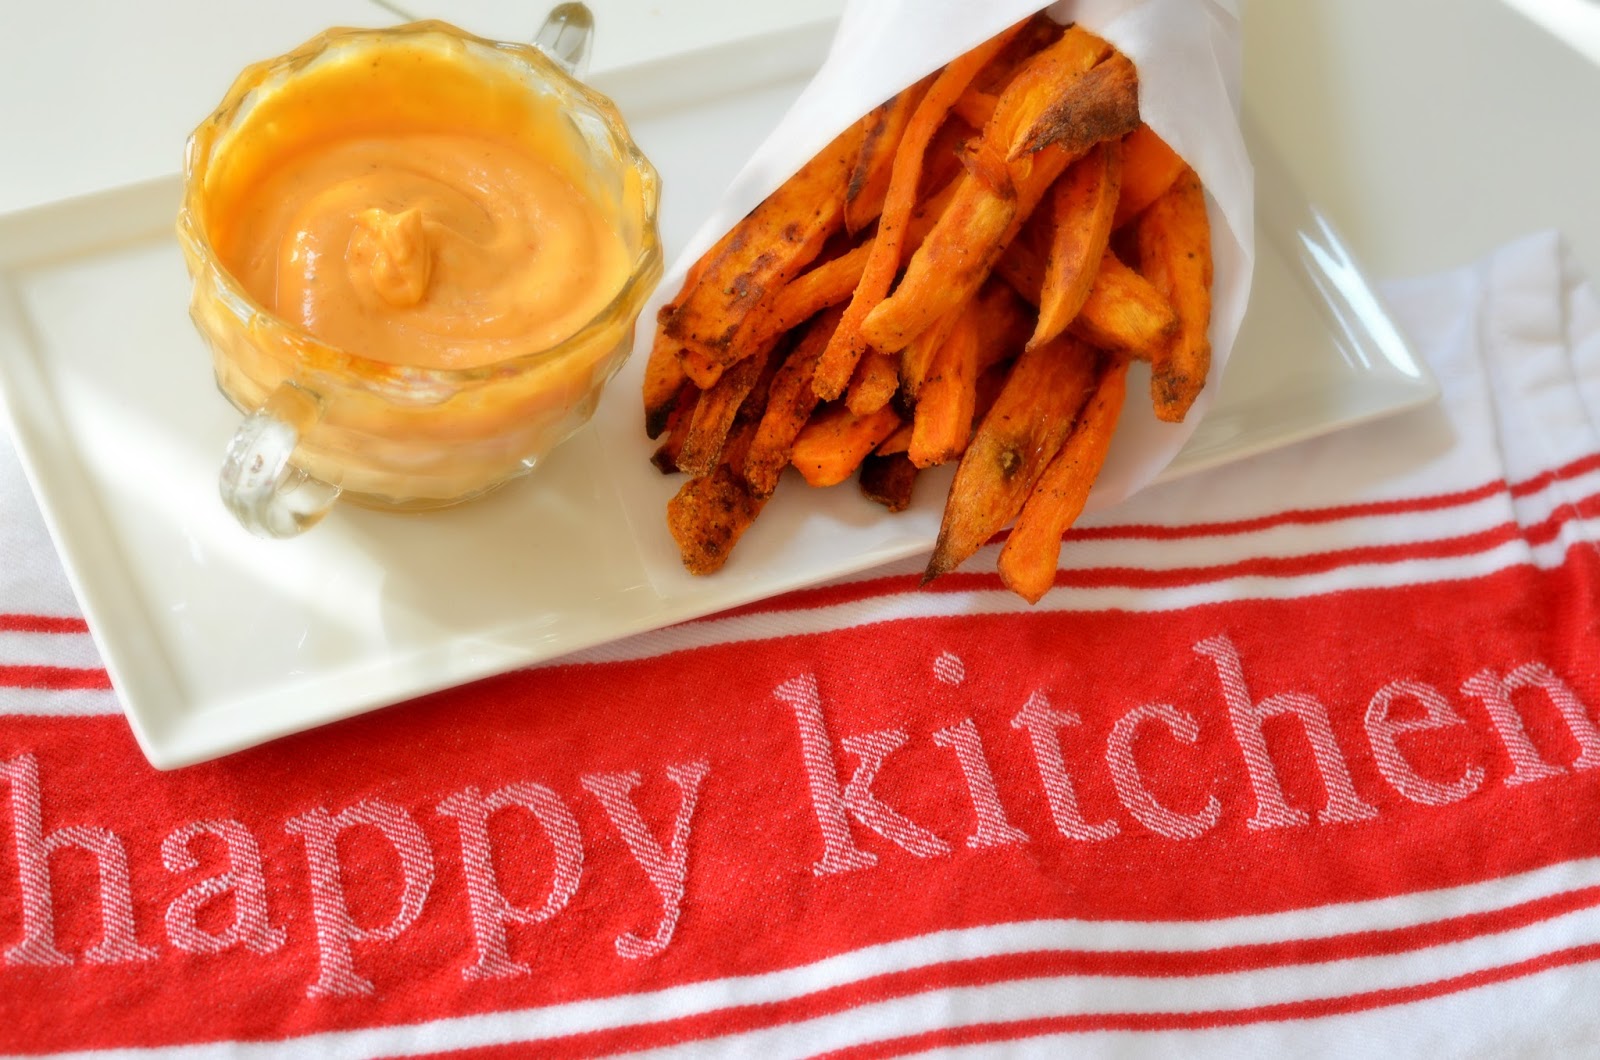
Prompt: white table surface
<box><xmin>2</xmin><ymin>0</ymin><xmax>1596</xmax><ymax>283</ymax></box>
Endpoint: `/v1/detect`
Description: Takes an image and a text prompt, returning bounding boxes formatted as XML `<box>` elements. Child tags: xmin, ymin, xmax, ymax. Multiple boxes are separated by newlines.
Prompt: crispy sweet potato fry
<box><xmin>643</xmin><ymin>327</ymin><xmax>690</xmax><ymax>440</ymax></box>
<box><xmin>680</xmin><ymin>344</ymin><xmax>724</xmax><ymax>390</ymax></box>
<box><xmin>875</xmin><ymin>418</ymin><xmax>913</xmax><ymax>457</ymax></box>
<box><xmin>811</xmin><ymin>19</ymin><xmax>1027</xmax><ymax>402</ymax></box>
<box><xmin>1113</xmin><ymin>123</ymin><xmax>1186</xmax><ymax>229</ymax></box>
<box><xmin>952</xmin><ymin>88</ymin><xmax>999</xmax><ymax>133</ymax></box>
<box><xmin>1072</xmin><ymin>250</ymin><xmax>1177</xmax><ymax>359</ymax></box>
<box><xmin>743</xmin><ymin>306</ymin><xmax>844</xmax><ymax>499</ymax></box>
<box><xmin>845</xmin><ymin>348</ymin><xmax>900</xmax><ymax>415</ymax></box>
<box><xmin>791</xmin><ymin>403</ymin><xmax>903</xmax><ymax>488</ymax></box>
<box><xmin>900</xmin><ymin>276</ymin><xmax>1029</xmax><ymax>400</ymax></box>
<box><xmin>846</xmin><ymin>79</ymin><xmax>931</xmax><ymax>235</ymax></box>
<box><xmin>909</xmin><ymin>306</ymin><xmax>980</xmax><ymax>468</ymax></box>
<box><xmin>668</xmin><ymin>464</ymin><xmax>768</xmax><ymax>575</ymax></box>
<box><xmin>1030</xmin><ymin>140</ymin><xmax>1122</xmax><ymax>350</ymax></box>
<box><xmin>664</xmin><ymin>122</ymin><xmax>862</xmax><ymax>365</ymax></box>
<box><xmin>859</xmin><ymin>452</ymin><xmax>920</xmax><ymax>512</ymax></box>
<box><xmin>998</xmin><ymin>355</ymin><xmax>1129</xmax><ymax>602</ymax></box>
<box><xmin>860</xmin><ymin>31</ymin><xmax>1138</xmax><ymax>355</ymax></box>
<box><xmin>748</xmin><ymin>242</ymin><xmax>870</xmax><ymax>349</ymax></box>
<box><xmin>1136</xmin><ymin>167</ymin><xmax>1212</xmax><ymax>421</ymax></box>
<box><xmin>651</xmin><ymin>382</ymin><xmax>698</xmax><ymax>473</ymax></box>
<box><xmin>925</xmin><ymin>333</ymin><xmax>1100</xmax><ymax>581</ymax></box>
<box><xmin>995</xmin><ymin>235</ymin><xmax>1176</xmax><ymax>360</ymax></box>
<box><xmin>676</xmin><ymin>340</ymin><xmax>780</xmax><ymax>478</ymax></box>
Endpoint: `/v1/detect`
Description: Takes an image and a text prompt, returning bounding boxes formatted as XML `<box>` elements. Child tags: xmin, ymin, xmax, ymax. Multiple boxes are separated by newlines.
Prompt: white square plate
<box><xmin>0</xmin><ymin>21</ymin><xmax>1435</xmax><ymax>768</ymax></box>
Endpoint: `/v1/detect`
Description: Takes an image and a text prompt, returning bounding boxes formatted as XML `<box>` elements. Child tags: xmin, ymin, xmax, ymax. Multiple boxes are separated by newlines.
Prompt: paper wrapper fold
<box><xmin>662</xmin><ymin>0</ymin><xmax>1253</xmax><ymax>509</ymax></box>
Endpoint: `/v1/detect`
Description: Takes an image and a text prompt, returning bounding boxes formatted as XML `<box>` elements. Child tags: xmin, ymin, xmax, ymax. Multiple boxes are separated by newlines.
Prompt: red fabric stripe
<box><xmin>712</xmin><ymin>462</ymin><xmax>1600</xmax><ymax>623</ymax></box>
<box><xmin>827</xmin><ymin>942</ymin><xmax>1600</xmax><ymax>1059</ymax></box>
<box><xmin>1509</xmin><ymin>451</ymin><xmax>1600</xmax><ymax>499</ymax></box>
<box><xmin>424</xmin><ymin>885</ymin><xmax>1600</xmax><ymax>1059</ymax></box>
<box><xmin>0</xmin><ymin>664</ymin><xmax>110</xmax><ymax>690</ymax></box>
<box><xmin>0</xmin><ymin>614</ymin><xmax>88</xmax><ymax>634</ymax></box>
<box><xmin>705</xmin><ymin>492</ymin><xmax>1600</xmax><ymax>622</ymax></box>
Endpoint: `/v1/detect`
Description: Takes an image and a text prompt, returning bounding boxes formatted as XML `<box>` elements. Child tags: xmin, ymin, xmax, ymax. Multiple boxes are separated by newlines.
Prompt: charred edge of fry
<box><xmin>1008</xmin><ymin>53</ymin><xmax>1141</xmax><ymax>162</ymax></box>
<box><xmin>859</xmin><ymin>452</ymin><xmax>919</xmax><ymax>512</ymax></box>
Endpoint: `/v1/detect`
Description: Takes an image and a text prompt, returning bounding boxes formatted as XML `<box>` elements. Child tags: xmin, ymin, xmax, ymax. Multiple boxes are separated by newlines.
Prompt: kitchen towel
<box><xmin>0</xmin><ymin>228</ymin><xmax>1596</xmax><ymax>1056</ymax></box>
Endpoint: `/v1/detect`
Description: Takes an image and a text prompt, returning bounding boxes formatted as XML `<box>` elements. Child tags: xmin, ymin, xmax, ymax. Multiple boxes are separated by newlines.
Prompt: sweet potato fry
<box><xmin>811</xmin><ymin>19</ymin><xmax>1028</xmax><ymax>401</ymax></box>
<box><xmin>743</xmin><ymin>306</ymin><xmax>843</xmax><ymax>499</ymax></box>
<box><xmin>791</xmin><ymin>403</ymin><xmax>903</xmax><ymax>488</ymax></box>
<box><xmin>924</xmin><ymin>333</ymin><xmax>1100</xmax><ymax>581</ymax></box>
<box><xmin>1071</xmin><ymin>250</ymin><xmax>1177</xmax><ymax>359</ymax></box>
<box><xmin>860</xmin><ymin>31</ymin><xmax>1138</xmax><ymax>355</ymax></box>
<box><xmin>667</xmin><ymin>464</ymin><xmax>768</xmax><ymax>575</ymax></box>
<box><xmin>1113</xmin><ymin>123</ymin><xmax>1186</xmax><ymax>229</ymax></box>
<box><xmin>680</xmin><ymin>344</ymin><xmax>724</xmax><ymax>390</ymax></box>
<box><xmin>1135</xmin><ymin>167</ymin><xmax>1212</xmax><ymax>421</ymax></box>
<box><xmin>909</xmin><ymin>306</ymin><xmax>979</xmax><ymax>468</ymax></box>
<box><xmin>952</xmin><ymin>88</ymin><xmax>999</xmax><ymax>133</ymax></box>
<box><xmin>643</xmin><ymin>327</ymin><xmax>689</xmax><ymax>440</ymax></box>
<box><xmin>998</xmin><ymin>355</ymin><xmax>1129</xmax><ymax>602</ymax></box>
<box><xmin>747</xmin><ymin>242</ymin><xmax>870</xmax><ymax>350</ymax></box>
<box><xmin>664</xmin><ymin>122</ymin><xmax>862</xmax><ymax>365</ymax></box>
<box><xmin>859</xmin><ymin>452</ymin><xmax>920</xmax><ymax>512</ymax></box>
<box><xmin>875</xmin><ymin>418</ymin><xmax>913</xmax><ymax>456</ymax></box>
<box><xmin>846</xmin><ymin>79</ymin><xmax>931</xmax><ymax>235</ymax></box>
<box><xmin>651</xmin><ymin>382</ymin><xmax>698</xmax><ymax>473</ymax></box>
<box><xmin>676</xmin><ymin>340</ymin><xmax>780</xmax><ymax>478</ymax></box>
<box><xmin>1030</xmin><ymin>140</ymin><xmax>1122</xmax><ymax>350</ymax></box>
<box><xmin>845</xmin><ymin>348</ymin><xmax>900</xmax><ymax>415</ymax></box>
<box><xmin>900</xmin><ymin>276</ymin><xmax>1029</xmax><ymax>400</ymax></box>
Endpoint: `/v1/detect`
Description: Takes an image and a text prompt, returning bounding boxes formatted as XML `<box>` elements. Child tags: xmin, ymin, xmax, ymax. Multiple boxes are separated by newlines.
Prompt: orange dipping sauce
<box><xmin>205</xmin><ymin>40</ymin><xmax>633</xmax><ymax>370</ymax></box>
<box><xmin>181</xmin><ymin>23</ymin><xmax>661</xmax><ymax>510</ymax></box>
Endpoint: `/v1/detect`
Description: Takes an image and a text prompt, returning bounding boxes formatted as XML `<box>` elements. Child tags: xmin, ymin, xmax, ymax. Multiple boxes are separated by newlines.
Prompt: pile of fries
<box><xmin>643</xmin><ymin>15</ymin><xmax>1213</xmax><ymax>603</ymax></box>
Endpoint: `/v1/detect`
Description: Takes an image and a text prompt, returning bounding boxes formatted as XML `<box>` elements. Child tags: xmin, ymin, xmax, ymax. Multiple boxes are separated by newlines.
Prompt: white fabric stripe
<box><xmin>1049</xmin><ymin>464</ymin><xmax>1599</xmax><ymax>575</ymax></box>
<box><xmin>558</xmin><ymin>517</ymin><xmax>1600</xmax><ymax>666</ymax></box>
<box><xmin>634</xmin><ymin>903</ymin><xmax>1600</xmax><ymax>1059</ymax></box>
<box><xmin>52</xmin><ymin>857</ymin><xmax>1600</xmax><ymax>1059</ymax></box>
<box><xmin>0</xmin><ymin>686</ymin><xmax>120</xmax><ymax>717</ymax></box>
<box><xmin>0</xmin><ymin>629</ymin><xmax>100</xmax><ymax>669</ymax></box>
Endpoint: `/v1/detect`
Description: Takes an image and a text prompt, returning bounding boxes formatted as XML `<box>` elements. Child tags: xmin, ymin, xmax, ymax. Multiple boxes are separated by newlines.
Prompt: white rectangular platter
<box><xmin>0</xmin><ymin>21</ymin><xmax>1435</xmax><ymax>768</ymax></box>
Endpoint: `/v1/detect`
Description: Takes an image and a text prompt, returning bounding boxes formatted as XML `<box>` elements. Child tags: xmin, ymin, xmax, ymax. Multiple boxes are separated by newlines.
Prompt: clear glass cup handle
<box><xmin>219</xmin><ymin>383</ymin><xmax>341</xmax><ymax>538</ymax></box>
<box><xmin>533</xmin><ymin>2</ymin><xmax>594</xmax><ymax>79</ymax></box>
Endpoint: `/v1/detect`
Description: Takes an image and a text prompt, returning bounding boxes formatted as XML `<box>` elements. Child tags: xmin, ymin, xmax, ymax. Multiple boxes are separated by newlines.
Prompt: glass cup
<box><xmin>177</xmin><ymin>5</ymin><xmax>661</xmax><ymax>537</ymax></box>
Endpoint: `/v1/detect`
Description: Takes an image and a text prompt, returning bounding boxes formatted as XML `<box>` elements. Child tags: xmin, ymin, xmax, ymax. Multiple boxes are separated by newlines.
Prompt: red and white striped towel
<box><xmin>0</xmin><ymin>229</ymin><xmax>1596</xmax><ymax>1056</ymax></box>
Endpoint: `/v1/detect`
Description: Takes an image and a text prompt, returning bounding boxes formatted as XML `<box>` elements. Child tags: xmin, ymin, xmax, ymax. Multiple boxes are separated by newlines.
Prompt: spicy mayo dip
<box><xmin>205</xmin><ymin>38</ymin><xmax>632</xmax><ymax>371</ymax></box>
